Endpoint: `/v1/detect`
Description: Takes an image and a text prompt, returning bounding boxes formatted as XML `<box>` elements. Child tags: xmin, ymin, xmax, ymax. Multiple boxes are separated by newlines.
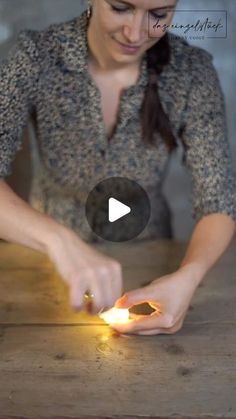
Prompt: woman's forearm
<box><xmin>0</xmin><ymin>179</ymin><xmax>66</xmax><ymax>253</ymax></box>
<box><xmin>179</xmin><ymin>213</ymin><xmax>235</xmax><ymax>285</ymax></box>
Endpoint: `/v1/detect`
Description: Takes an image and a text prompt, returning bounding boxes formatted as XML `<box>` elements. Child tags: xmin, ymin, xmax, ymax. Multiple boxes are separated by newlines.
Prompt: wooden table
<box><xmin>0</xmin><ymin>238</ymin><xmax>235</xmax><ymax>418</ymax></box>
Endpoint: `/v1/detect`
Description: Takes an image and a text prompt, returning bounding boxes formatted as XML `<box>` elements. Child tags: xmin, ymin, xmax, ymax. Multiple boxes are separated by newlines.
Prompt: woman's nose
<box><xmin>123</xmin><ymin>13</ymin><xmax>147</xmax><ymax>44</ymax></box>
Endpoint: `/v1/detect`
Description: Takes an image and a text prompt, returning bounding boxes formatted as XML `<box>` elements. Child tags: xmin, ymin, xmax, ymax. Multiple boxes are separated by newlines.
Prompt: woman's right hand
<box><xmin>46</xmin><ymin>227</ymin><xmax>123</xmax><ymax>314</ymax></box>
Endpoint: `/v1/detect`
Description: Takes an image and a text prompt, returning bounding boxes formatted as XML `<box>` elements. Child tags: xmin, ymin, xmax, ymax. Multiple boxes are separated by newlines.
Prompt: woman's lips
<box><xmin>114</xmin><ymin>38</ymin><xmax>141</xmax><ymax>54</ymax></box>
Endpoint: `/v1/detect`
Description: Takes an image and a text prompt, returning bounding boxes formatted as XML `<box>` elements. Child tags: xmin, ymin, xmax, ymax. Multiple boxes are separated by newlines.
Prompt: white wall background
<box><xmin>0</xmin><ymin>0</ymin><xmax>235</xmax><ymax>241</ymax></box>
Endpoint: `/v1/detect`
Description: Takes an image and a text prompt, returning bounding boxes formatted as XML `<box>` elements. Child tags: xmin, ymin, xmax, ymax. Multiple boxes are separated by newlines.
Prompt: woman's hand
<box><xmin>113</xmin><ymin>265</ymin><xmax>202</xmax><ymax>335</ymax></box>
<box><xmin>47</xmin><ymin>227</ymin><xmax>123</xmax><ymax>314</ymax></box>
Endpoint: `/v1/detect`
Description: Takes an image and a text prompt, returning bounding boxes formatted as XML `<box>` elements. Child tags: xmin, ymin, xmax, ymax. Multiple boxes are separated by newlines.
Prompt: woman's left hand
<box><xmin>112</xmin><ymin>265</ymin><xmax>202</xmax><ymax>335</ymax></box>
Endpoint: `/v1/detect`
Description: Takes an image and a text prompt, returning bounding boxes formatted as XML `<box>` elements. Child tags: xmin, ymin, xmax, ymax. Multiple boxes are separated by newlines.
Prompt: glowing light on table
<box><xmin>99</xmin><ymin>307</ymin><xmax>130</xmax><ymax>324</ymax></box>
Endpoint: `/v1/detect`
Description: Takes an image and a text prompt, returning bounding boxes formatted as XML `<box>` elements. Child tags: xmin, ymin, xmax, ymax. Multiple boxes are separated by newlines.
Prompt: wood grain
<box><xmin>0</xmin><ymin>240</ymin><xmax>235</xmax><ymax>325</ymax></box>
<box><xmin>0</xmin><ymin>325</ymin><xmax>235</xmax><ymax>418</ymax></box>
<box><xmin>0</xmin><ymin>238</ymin><xmax>235</xmax><ymax>418</ymax></box>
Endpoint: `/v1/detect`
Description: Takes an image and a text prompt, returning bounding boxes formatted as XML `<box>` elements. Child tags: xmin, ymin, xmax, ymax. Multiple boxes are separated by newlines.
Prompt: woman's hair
<box><xmin>141</xmin><ymin>34</ymin><xmax>178</xmax><ymax>152</ymax></box>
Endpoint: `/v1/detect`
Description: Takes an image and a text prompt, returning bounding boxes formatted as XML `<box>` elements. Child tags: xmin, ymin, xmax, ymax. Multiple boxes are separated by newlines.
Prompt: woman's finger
<box><xmin>111</xmin><ymin>263</ymin><xmax>123</xmax><ymax>303</ymax></box>
<box><xmin>136</xmin><ymin>329</ymin><xmax>163</xmax><ymax>335</ymax></box>
<box><xmin>70</xmin><ymin>279</ymin><xmax>88</xmax><ymax>311</ymax></box>
<box><xmin>89</xmin><ymin>280</ymin><xmax>106</xmax><ymax>314</ymax></box>
<box><xmin>100</xmin><ymin>271</ymin><xmax>117</xmax><ymax>312</ymax></box>
<box><xmin>136</xmin><ymin>328</ymin><xmax>179</xmax><ymax>335</ymax></box>
<box><xmin>112</xmin><ymin>311</ymin><xmax>174</xmax><ymax>334</ymax></box>
<box><xmin>136</xmin><ymin>313</ymin><xmax>186</xmax><ymax>335</ymax></box>
<box><xmin>115</xmin><ymin>285</ymin><xmax>159</xmax><ymax>309</ymax></box>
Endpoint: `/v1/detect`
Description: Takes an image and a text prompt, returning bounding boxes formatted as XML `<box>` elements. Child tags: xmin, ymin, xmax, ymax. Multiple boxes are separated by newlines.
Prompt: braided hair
<box><xmin>141</xmin><ymin>33</ymin><xmax>178</xmax><ymax>152</ymax></box>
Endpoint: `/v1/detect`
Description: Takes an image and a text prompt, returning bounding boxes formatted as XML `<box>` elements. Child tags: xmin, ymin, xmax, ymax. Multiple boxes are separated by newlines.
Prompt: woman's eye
<box><xmin>111</xmin><ymin>5</ymin><xmax>129</xmax><ymax>14</ymax></box>
<box><xmin>150</xmin><ymin>12</ymin><xmax>168</xmax><ymax>20</ymax></box>
<box><xmin>110</xmin><ymin>5</ymin><xmax>168</xmax><ymax>19</ymax></box>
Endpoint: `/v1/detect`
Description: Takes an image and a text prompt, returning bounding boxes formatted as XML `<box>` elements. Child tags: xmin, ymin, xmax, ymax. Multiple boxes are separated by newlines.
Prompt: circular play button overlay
<box><xmin>85</xmin><ymin>177</ymin><xmax>151</xmax><ymax>242</ymax></box>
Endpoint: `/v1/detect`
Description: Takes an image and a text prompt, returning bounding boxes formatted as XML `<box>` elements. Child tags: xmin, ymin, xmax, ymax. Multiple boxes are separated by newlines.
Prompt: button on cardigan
<box><xmin>0</xmin><ymin>10</ymin><xmax>235</xmax><ymax>242</ymax></box>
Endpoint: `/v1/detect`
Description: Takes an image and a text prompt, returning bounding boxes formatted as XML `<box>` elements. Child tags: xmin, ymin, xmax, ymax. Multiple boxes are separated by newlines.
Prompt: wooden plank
<box><xmin>0</xmin><ymin>240</ymin><xmax>186</xmax><ymax>270</ymax></box>
<box><xmin>0</xmin><ymin>240</ymin><xmax>184</xmax><ymax>325</ymax></box>
<box><xmin>0</xmin><ymin>324</ymin><xmax>235</xmax><ymax>418</ymax></box>
<box><xmin>0</xmin><ymin>240</ymin><xmax>236</xmax><ymax>324</ymax></box>
<box><xmin>0</xmin><ymin>239</ymin><xmax>235</xmax><ymax>418</ymax></box>
<box><xmin>0</xmin><ymin>268</ymin><xmax>97</xmax><ymax>324</ymax></box>
<box><xmin>0</xmin><ymin>416</ymin><xmax>224</xmax><ymax>419</ymax></box>
<box><xmin>0</xmin><ymin>242</ymin><xmax>51</xmax><ymax>270</ymax></box>
<box><xmin>0</xmin><ymin>238</ymin><xmax>235</xmax><ymax>270</ymax></box>
<box><xmin>0</xmin><ymin>264</ymin><xmax>236</xmax><ymax>325</ymax></box>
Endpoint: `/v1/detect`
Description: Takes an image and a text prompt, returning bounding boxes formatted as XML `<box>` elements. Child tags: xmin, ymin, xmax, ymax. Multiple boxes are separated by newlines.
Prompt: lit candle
<box><xmin>99</xmin><ymin>307</ymin><xmax>130</xmax><ymax>325</ymax></box>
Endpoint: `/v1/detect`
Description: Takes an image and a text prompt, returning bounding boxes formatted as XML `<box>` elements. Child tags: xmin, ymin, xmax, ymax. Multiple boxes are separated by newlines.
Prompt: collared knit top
<box><xmin>0</xmin><ymin>10</ymin><xmax>235</xmax><ymax>242</ymax></box>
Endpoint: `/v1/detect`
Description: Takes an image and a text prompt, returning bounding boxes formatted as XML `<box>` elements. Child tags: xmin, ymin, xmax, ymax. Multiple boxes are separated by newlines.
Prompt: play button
<box><xmin>85</xmin><ymin>177</ymin><xmax>151</xmax><ymax>242</ymax></box>
<box><xmin>108</xmin><ymin>198</ymin><xmax>131</xmax><ymax>222</ymax></box>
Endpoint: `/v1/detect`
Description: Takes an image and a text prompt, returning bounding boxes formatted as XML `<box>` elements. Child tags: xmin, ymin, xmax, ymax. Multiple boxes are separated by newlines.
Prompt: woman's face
<box><xmin>90</xmin><ymin>0</ymin><xmax>177</xmax><ymax>64</ymax></box>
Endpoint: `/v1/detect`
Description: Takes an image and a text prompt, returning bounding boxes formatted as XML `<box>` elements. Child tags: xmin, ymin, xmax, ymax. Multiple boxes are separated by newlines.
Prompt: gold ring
<box><xmin>84</xmin><ymin>292</ymin><xmax>94</xmax><ymax>301</ymax></box>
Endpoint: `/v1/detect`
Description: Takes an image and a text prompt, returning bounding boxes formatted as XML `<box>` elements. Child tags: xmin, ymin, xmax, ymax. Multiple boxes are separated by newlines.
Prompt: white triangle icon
<box><xmin>108</xmin><ymin>198</ymin><xmax>131</xmax><ymax>223</ymax></box>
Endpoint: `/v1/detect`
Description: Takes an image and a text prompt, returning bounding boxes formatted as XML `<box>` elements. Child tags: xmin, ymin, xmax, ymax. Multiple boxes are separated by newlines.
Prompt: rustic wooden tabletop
<box><xmin>0</xmin><ymin>238</ymin><xmax>235</xmax><ymax>419</ymax></box>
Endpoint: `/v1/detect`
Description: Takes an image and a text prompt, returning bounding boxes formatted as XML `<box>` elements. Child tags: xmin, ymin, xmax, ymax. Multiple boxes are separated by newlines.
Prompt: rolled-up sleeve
<box><xmin>180</xmin><ymin>47</ymin><xmax>236</xmax><ymax>223</ymax></box>
<box><xmin>0</xmin><ymin>30</ymin><xmax>40</xmax><ymax>177</ymax></box>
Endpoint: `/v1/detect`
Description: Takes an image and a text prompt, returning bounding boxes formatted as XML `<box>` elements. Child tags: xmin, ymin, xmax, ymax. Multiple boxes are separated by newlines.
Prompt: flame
<box><xmin>99</xmin><ymin>307</ymin><xmax>130</xmax><ymax>324</ymax></box>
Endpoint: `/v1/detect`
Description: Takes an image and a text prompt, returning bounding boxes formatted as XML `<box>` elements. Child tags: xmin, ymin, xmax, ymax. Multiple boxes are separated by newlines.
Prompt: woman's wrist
<box><xmin>31</xmin><ymin>214</ymin><xmax>81</xmax><ymax>257</ymax></box>
<box><xmin>36</xmin><ymin>215</ymin><xmax>73</xmax><ymax>255</ymax></box>
<box><xmin>43</xmin><ymin>218</ymin><xmax>86</xmax><ymax>257</ymax></box>
<box><xmin>178</xmin><ymin>261</ymin><xmax>206</xmax><ymax>287</ymax></box>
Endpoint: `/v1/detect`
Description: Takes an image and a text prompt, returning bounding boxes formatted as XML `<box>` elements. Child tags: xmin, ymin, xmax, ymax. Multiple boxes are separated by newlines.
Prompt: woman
<box><xmin>0</xmin><ymin>0</ymin><xmax>235</xmax><ymax>335</ymax></box>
